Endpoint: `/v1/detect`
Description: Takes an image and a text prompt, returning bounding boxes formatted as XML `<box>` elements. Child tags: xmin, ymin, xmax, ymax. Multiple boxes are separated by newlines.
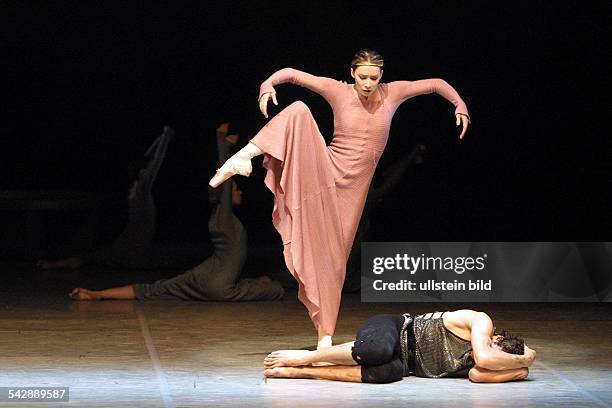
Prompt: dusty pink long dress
<box><xmin>250</xmin><ymin>68</ymin><xmax>469</xmax><ymax>335</ymax></box>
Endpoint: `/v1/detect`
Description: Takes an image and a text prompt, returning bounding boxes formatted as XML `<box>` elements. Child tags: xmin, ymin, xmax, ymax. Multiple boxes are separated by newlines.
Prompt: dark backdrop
<box><xmin>2</xmin><ymin>1</ymin><xmax>610</xmax><ymax>245</ymax></box>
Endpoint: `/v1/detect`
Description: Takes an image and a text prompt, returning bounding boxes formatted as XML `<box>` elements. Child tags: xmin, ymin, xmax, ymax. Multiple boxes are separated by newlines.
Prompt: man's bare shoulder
<box><xmin>441</xmin><ymin>310</ymin><xmax>479</xmax><ymax>340</ymax></box>
<box><xmin>445</xmin><ymin>310</ymin><xmax>491</xmax><ymax>334</ymax></box>
<box><xmin>446</xmin><ymin>309</ymin><xmax>484</xmax><ymax>321</ymax></box>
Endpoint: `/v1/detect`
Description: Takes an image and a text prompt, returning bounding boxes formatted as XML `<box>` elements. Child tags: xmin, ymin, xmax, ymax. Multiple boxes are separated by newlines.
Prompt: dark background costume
<box><xmin>133</xmin><ymin>130</ymin><xmax>284</xmax><ymax>301</ymax></box>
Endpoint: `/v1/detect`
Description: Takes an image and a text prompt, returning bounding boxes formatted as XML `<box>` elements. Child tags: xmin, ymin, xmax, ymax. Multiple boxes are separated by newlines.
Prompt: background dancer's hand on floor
<box><xmin>69</xmin><ymin>288</ymin><xmax>101</xmax><ymax>301</ymax></box>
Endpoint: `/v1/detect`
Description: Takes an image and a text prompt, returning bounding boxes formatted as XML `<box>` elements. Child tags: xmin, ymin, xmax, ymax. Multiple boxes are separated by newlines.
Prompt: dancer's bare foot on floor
<box><xmin>69</xmin><ymin>288</ymin><xmax>101</xmax><ymax>301</ymax></box>
<box><xmin>264</xmin><ymin>367</ymin><xmax>306</xmax><ymax>378</ymax></box>
<box><xmin>264</xmin><ymin>350</ymin><xmax>313</xmax><ymax>368</ymax></box>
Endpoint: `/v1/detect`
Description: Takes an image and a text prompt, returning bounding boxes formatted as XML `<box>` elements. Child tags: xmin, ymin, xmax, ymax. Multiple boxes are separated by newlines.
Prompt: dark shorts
<box><xmin>351</xmin><ymin>314</ymin><xmax>407</xmax><ymax>384</ymax></box>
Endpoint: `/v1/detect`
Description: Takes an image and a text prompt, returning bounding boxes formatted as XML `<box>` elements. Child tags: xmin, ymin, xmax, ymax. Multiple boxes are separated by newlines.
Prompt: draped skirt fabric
<box><xmin>251</xmin><ymin>101</ymin><xmax>358</xmax><ymax>335</ymax></box>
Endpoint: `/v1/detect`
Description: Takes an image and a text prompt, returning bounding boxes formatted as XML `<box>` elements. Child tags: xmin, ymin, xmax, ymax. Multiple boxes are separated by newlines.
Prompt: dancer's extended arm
<box><xmin>258</xmin><ymin>68</ymin><xmax>341</xmax><ymax>117</ymax></box>
<box><xmin>468</xmin><ymin>366</ymin><xmax>529</xmax><ymax>383</ymax></box>
<box><xmin>388</xmin><ymin>79</ymin><xmax>471</xmax><ymax>139</ymax></box>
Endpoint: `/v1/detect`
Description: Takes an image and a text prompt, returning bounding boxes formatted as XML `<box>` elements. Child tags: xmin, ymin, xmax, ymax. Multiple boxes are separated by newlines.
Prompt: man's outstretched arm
<box><xmin>468</xmin><ymin>366</ymin><xmax>529</xmax><ymax>383</ymax></box>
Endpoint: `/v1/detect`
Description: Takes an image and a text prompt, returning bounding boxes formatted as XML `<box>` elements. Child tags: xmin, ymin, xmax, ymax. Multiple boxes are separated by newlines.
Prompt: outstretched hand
<box><xmin>259</xmin><ymin>92</ymin><xmax>278</xmax><ymax>119</ymax></box>
<box><xmin>456</xmin><ymin>113</ymin><xmax>470</xmax><ymax>140</ymax></box>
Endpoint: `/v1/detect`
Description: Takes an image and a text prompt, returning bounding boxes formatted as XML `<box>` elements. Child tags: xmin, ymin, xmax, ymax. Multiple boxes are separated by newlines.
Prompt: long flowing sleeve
<box><xmin>388</xmin><ymin>79</ymin><xmax>470</xmax><ymax>120</ymax></box>
<box><xmin>259</xmin><ymin>68</ymin><xmax>342</xmax><ymax>106</ymax></box>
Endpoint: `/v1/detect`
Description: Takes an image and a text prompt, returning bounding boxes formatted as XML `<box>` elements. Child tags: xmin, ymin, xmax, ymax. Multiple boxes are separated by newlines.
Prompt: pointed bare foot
<box><xmin>264</xmin><ymin>350</ymin><xmax>313</xmax><ymax>368</ymax></box>
<box><xmin>69</xmin><ymin>288</ymin><xmax>101</xmax><ymax>301</ymax></box>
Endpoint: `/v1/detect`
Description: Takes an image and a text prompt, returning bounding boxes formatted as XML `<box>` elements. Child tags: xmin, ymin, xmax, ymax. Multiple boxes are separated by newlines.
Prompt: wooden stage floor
<box><xmin>0</xmin><ymin>262</ymin><xmax>611</xmax><ymax>407</ymax></box>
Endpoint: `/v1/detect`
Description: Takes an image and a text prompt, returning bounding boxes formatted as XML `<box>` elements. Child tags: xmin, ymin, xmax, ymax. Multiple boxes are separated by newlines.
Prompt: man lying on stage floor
<box><xmin>264</xmin><ymin>309</ymin><xmax>536</xmax><ymax>383</ymax></box>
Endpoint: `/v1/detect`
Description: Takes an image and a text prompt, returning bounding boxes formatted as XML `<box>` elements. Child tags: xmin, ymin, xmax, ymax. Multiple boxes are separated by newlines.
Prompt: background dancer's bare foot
<box><xmin>264</xmin><ymin>350</ymin><xmax>312</xmax><ymax>368</ymax></box>
<box><xmin>69</xmin><ymin>288</ymin><xmax>101</xmax><ymax>301</ymax></box>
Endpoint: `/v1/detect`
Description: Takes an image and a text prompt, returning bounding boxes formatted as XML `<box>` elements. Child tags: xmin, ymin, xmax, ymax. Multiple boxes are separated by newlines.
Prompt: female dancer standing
<box><xmin>209</xmin><ymin>49</ymin><xmax>470</xmax><ymax>348</ymax></box>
